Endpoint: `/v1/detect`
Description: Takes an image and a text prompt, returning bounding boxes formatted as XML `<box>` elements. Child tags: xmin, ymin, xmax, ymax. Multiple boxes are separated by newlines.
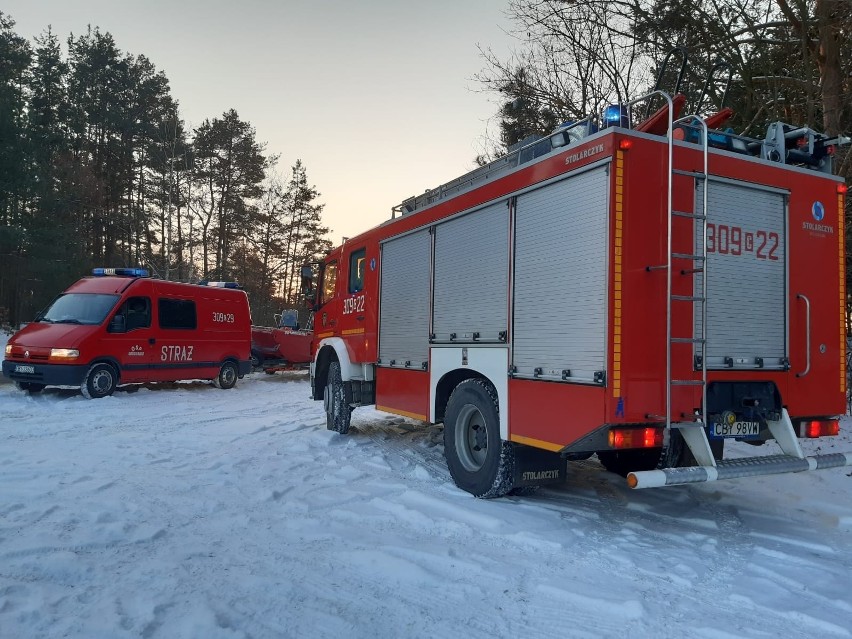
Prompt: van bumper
<box><xmin>2</xmin><ymin>359</ymin><xmax>88</xmax><ymax>387</ymax></box>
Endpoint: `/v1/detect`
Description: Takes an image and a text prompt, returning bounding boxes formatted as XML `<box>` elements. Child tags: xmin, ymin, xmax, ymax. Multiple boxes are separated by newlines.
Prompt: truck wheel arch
<box><xmin>312</xmin><ymin>338</ymin><xmax>360</xmax><ymax>401</ymax></box>
<box><xmin>434</xmin><ymin>369</ymin><xmax>486</xmax><ymax>423</ymax></box>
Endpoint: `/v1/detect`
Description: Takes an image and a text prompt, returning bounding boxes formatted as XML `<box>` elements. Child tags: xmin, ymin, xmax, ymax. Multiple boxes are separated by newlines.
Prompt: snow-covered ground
<box><xmin>2</xmin><ymin>345</ymin><xmax>852</xmax><ymax>638</ymax></box>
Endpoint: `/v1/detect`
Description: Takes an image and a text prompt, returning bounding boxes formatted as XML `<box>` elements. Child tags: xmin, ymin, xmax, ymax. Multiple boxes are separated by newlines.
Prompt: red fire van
<box><xmin>2</xmin><ymin>268</ymin><xmax>252</xmax><ymax>398</ymax></box>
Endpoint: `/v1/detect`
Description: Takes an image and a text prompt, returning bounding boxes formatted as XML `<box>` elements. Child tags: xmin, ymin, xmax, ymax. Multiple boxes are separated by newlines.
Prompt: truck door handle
<box><xmin>796</xmin><ymin>293</ymin><xmax>810</xmax><ymax>377</ymax></box>
<box><xmin>149</xmin><ymin>338</ymin><xmax>156</xmax><ymax>345</ymax></box>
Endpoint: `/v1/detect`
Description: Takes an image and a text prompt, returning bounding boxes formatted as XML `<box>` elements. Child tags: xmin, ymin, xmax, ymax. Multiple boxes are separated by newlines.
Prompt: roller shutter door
<box><xmin>696</xmin><ymin>180</ymin><xmax>787</xmax><ymax>369</ymax></box>
<box><xmin>379</xmin><ymin>229</ymin><xmax>431</xmax><ymax>369</ymax></box>
<box><xmin>432</xmin><ymin>201</ymin><xmax>509</xmax><ymax>342</ymax></box>
<box><xmin>512</xmin><ymin>166</ymin><xmax>610</xmax><ymax>381</ymax></box>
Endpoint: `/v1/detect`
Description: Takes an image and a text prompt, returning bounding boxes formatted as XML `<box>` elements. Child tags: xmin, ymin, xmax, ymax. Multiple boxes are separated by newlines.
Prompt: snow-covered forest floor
<box><xmin>2</xmin><ymin>355</ymin><xmax>851</xmax><ymax>638</ymax></box>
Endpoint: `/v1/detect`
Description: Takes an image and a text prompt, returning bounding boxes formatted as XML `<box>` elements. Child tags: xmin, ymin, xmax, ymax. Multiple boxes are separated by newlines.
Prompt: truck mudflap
<box><xmin>627</xmin><ymin>452</ymin><xmax>852</xmax><ymax>489</ymax></box>
<box><xmin>512</xmin><ymin>444</ymin><xmax>566</xmax><ymax>489</ymax></box>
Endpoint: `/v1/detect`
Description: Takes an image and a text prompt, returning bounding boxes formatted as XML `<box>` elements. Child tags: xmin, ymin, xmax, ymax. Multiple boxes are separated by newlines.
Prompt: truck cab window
<box><xmin>349</xmin><ymin>248</ymin><xmax>366</xmax><ymax>293</ymax></box>
<box><xmin>124</xmin><ymin>297</ymin><xmax>151</xmax><ymax>330</ymax></box>
<box><xmin>321</xmin><ymin>261</ymin><xmax>338</xmax><ymax>305</ymax></box>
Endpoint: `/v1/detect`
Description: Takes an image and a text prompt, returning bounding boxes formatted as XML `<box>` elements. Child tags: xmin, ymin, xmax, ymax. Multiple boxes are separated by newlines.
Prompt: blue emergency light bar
<box><xmin>199</xmin><ymin>280</ymin><xmax>241</xmax><ymax>289</ymax></box>
<box><xmin>603</xmin><ymin>104</ymin><xmax>630</xmax><ymax>128</ymax></box>
<box><xmin>92</xmin><ymin>267</ymin><xmax>149</xmax><ymax>277</ymax></box>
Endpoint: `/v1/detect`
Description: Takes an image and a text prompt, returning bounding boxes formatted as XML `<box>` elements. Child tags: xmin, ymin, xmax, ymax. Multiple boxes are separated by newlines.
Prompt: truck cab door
<box><xmin>316</xmin><ymin>258</ymin><xmax>340</xmax><ymax>338</ymax></box>
<box><xmin>104</xmin><ymin>294</ymin><xmax>154</xmax><ymax>383</ymax></box>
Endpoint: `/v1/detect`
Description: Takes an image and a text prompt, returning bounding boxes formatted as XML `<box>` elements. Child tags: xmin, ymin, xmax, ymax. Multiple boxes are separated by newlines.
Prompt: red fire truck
<box><xmin>307</xmin><ymin>89</ymin><xmax>851</xmax><ymax>496</ymax></box>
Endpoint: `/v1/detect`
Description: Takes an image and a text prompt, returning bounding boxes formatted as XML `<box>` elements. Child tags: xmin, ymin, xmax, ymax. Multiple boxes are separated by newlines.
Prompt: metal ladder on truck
<box><xmin>665</xmin><ymin>115</ymin><xmax>716</xmax><ymax>469</ymax></box>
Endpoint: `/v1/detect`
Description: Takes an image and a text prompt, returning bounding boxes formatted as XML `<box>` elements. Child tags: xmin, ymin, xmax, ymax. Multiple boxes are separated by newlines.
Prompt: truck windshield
<box><xmin>41</xmin><ymin>293</ymin><xmax>120</xmax><ymax>325</ymax></box>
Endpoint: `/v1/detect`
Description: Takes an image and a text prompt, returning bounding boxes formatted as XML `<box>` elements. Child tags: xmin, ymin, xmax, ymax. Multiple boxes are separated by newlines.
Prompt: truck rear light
<box><xmin>618</xmin><ymin>139</ymin><xmax>633</xmax><ymax>150</ymax></box>
<box><xmin>839</xmin><ymin>184</ymin><xmax>847</xmax><ymax>194</ymax></box>
<box><xmin>49</xmin><ymin>348</ymin><xmax>80</xmax><ymax>362</ymax></box>
<box><xmin>609</xmin><ymin>427</ymin><xmax>664</xmax><ymax>449</ymax></box>
<box><xmin>800</xmin><ymin>419</ymin><xmax>840</xmax><ymax>438</ymax></box>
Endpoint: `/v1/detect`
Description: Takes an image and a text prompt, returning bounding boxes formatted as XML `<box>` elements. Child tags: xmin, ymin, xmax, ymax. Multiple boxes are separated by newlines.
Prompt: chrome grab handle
<box><xmin>796</xmin><ymin>293</ymin><xmax>810</xmax><ymax>377</ymax></box>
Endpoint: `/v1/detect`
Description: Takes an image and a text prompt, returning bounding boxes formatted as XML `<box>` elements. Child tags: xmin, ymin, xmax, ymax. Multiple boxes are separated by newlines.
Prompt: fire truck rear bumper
<box><xmin>2</xmin><ymin>360</ymin><xmax>89</xmax><ymax>387</ymax></box>
<box><xmin>628</xmin><ymin>452</ymin><xmax>852</xmax><ymax>489</ymax></box>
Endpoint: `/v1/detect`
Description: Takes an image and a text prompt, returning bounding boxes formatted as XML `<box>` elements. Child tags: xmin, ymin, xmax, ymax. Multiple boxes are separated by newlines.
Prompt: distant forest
<box><xmin>0</xmin><ymin>12</ymin><xmax>331</xmax><ymax>327</ymax></box>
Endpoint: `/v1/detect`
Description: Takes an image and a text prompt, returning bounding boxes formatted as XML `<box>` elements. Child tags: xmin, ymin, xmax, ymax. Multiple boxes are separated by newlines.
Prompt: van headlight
<box><xmin>49</xmin><ymin>348</ymin><xmax>80</xmax><ymax>361</ymax></box>
<box><xmin>4</xmin><ymin>344</ymin><xmax>10</xmax><ymax>356</ymax></box>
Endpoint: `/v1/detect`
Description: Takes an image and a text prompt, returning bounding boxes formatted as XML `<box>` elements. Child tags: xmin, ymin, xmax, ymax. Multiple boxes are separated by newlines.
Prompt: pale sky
<box><xmin>4</xmin><ymin>0</ymin><xmax>515</xmax><ymax>244</ymax></box>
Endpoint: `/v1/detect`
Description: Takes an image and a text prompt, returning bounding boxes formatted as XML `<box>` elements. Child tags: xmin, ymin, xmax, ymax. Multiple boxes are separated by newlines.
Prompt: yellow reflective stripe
<box><xmin>510</xmin><ymin>434</ymin><xmax>564</xmax><ymax>452</ymax></box>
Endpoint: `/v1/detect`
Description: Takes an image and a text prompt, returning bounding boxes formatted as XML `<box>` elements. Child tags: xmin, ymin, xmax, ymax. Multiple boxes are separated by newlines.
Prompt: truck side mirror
<box><xmin>109</xmin><ymin>314</ymin><xmax>126</xmax><ymax>333</ymax></box>
<box><xmin>300</xmin><ymin>263</ymin><xmax>319</xmax><ymax>310</ymax></box>
<box><xmin>300</xmin><ymin>264</ymin><xmax>315</xmax><ymax>294</ymax></box>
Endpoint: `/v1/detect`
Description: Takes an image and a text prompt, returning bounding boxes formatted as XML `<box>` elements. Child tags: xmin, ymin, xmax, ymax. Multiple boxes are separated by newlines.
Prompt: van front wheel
<box><xmin>213</xmin><ymin>361</ymin><xmax>238</xmax><ymax>389</ymax></box>
<box><xmin>81</xmin><ymin>363</ymin><xmax>117</xmax><ymax>399</ymax></box>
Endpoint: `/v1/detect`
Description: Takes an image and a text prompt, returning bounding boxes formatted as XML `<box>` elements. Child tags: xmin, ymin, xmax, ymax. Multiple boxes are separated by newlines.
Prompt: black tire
<box><xmin>324</xmin><ymin>361</ymin><xmax>352</xmax><ymax>434</ymax></box>
<box><xmin>81</xmin><ymin>363</ymin><xmax>117</xmax><ymax>399</ymax></box>
<box><xmin>250</xmin><ymin>350</ymin><xmax>263</xmax><ymax>369</ymax></box>
<box><xmin>213</xmin><ymin>361</ymin><xmax>238</xmax><ymax>389</ymax></box>
<box><xmin>443</xmin><ymin>378</ymin><xmax>514</xmax><ymax>499</ymax></box>
<box><xmin>598</xmin><ymin>448</ymin><xmax>662</xmax><ymax>478</ymax></box>
<box><xmin>14</xmin><ymin>381</ymin><xmax>45</xmax><ymax>394</ymax></box>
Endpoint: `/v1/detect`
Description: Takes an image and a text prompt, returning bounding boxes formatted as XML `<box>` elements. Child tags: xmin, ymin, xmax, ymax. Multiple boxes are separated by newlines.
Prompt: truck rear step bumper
<box><xmin>628</xmin><ymin>452</ymin><xmax>852</xmax><ymax>488</ymax></box>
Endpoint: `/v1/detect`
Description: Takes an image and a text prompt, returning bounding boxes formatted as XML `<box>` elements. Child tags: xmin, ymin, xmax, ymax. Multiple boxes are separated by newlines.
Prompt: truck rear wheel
<box><xmin>213</xmin><ymin>361</ymin><xmax>238</xmax><ymax>389</ymax></box>
<box><xmin>443</xmin><ymin>379</ymin><xmax>513</xmax><ymax>498</ymax></box>
<box><xmin>324</xmin><ymin>361</ymin><xmax>352</xmax><ymax>434</ymax></box>
<box><xmin>81</xmin><ymin>363</ymin><xmax>117</xmax><ymax>399</ymax></box>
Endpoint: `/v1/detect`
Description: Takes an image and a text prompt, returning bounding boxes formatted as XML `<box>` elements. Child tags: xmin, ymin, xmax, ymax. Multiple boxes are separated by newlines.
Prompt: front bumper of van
<box><xmin>2</xmin><ymin>359</ymin><xmax>88</xmax><ymax>387</ymax></box>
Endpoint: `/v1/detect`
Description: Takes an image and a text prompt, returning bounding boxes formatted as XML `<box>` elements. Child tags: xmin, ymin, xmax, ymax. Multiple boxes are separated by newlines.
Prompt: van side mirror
<box><xmin>109</xmin><ymin>314</ymin><xmax>126</xmax><ymax>333</ymax></box>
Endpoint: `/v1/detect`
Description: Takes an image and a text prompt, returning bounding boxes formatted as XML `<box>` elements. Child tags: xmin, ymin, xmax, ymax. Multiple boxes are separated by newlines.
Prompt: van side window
<box><xmin>124</xmin><ymin>296</ymin><xmax>151</xmax><ymax>331</ymax></box>
<box><xmin>349</xmin><ymin>248</ymin><xmax>366</xmax><ymax>294</ymax></box>
<box><xmin>321</xmin><ymin>261</ymin><xmax>338</xmax><ymax>305</ymax></box>
<box><xmin>159</xmin><ymin>298</ymin><xmax>197</xmax><ymax>330</ymax></box>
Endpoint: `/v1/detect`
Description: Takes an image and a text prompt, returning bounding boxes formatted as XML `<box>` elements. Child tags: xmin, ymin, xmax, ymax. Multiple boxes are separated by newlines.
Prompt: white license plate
<box><xmin>712</xmin><ymin>421</ymin><xmax>760</xmax><ymax>437</ymax></box>
<box><xmin>15</xmin><ymin>364</ymin><xmax>35</xmax><ymax>374</ymax></box>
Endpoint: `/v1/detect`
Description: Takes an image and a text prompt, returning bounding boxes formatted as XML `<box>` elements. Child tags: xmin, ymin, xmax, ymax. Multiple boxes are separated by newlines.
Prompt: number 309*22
<box><xmin>707</xmin><ymin>224</ymin><xmax>779</xmax><ymax>260</ymax></box>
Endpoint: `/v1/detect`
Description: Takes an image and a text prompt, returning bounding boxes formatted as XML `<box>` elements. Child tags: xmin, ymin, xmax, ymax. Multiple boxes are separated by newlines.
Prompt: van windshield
<box><xmin>40</xmin><ymin>293</ymin><xmax>120</xmax><ymax>325</ymax></box>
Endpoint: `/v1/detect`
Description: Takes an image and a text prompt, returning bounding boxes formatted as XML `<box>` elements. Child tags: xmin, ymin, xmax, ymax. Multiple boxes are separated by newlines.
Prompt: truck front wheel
<box><xmin>324</xmin><ymin>361</ymin><xmax>352</xmax><ymax>434</ymax></box>
<box><xmin>81</xmin><ymin>363</ymin><xmax>117</xmax><ymax>399</ymax></box>
<box><xmin>443</xmin><ymin>379</ymin><xmax>513</xmax><ymax>498</ymax></box>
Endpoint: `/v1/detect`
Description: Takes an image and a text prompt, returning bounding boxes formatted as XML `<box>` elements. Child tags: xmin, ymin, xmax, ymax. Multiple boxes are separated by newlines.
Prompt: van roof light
<box><xmin>199</xmin><ymin>280</ymin><xmax>241</xmax><ymax>289</ymax></box>
<box><xmin>92</xmin><ymin>267</ymin><xmax>149</xmax><ymax>277</ymax></box>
